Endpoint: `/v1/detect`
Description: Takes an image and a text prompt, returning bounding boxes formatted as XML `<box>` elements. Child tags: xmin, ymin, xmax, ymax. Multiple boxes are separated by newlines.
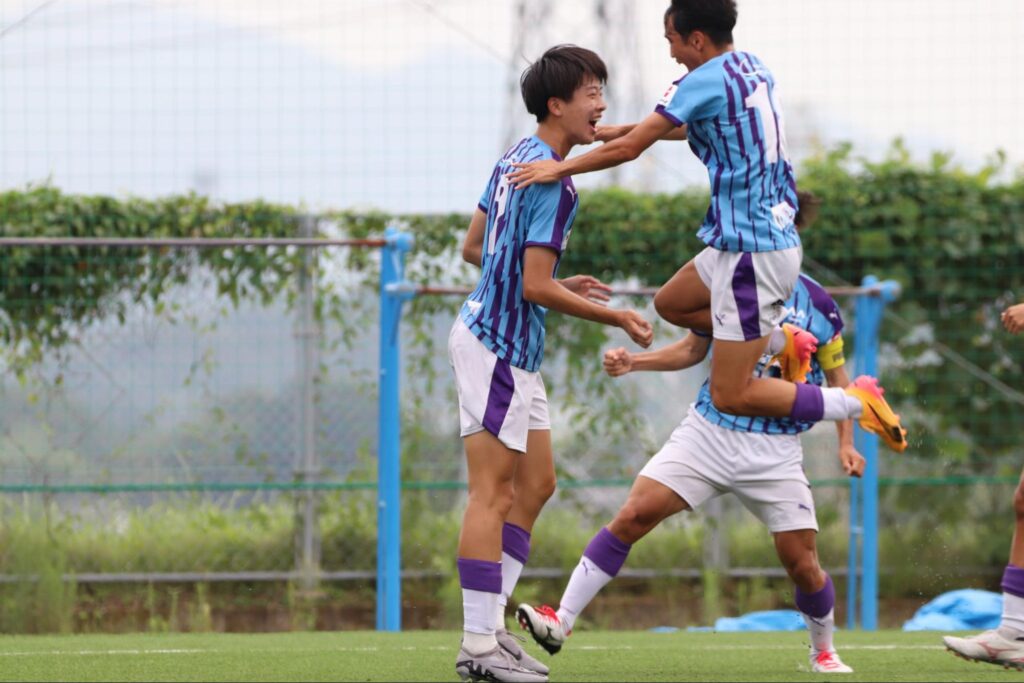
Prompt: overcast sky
<box><xmin>1</xmin><ymin>0</ymin><xmax>1021</xmax><ymax>214</ymax></box>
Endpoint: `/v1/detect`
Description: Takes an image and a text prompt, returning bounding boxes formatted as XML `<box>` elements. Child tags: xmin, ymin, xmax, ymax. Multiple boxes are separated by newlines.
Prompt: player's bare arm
<box><xmin>508</xmin><ymin>112</ymin><xmax>676</xmax><ymax>189</ymax></box>
<box><xmin>824</xmin><ymin>364</ymin><xmax>865</xmax><ymax>478</ymax></box>
<box><xmin>460</xmin><ymin>208</ymin><xmax>487</xmax><ymax>267</ymax></box>
<box><xmin>596</xmin><ymin>122</ymin><xmax>688</xmax><ymax>143</ymax></box>
<box><xmin>1002</xmin><ymin>302</ymin><xmax>1024</xmax><ymax>334</ymax></box>
<box><xmin>522</xmin><ymin>247</ymin><xmax>652</xmax><ymax>348</ymax></box>
<box><xmin>604</xmin><ymin>332</ymin><xmax>712</xmax><ymax>377</ymax></box>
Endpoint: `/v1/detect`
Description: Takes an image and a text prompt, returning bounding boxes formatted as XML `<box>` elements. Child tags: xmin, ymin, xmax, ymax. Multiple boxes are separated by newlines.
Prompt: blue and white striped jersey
<box><xmin>656</xmin><ymin>51</ymin><xmax>800</xmax><ymax>253</ymax></box>
<box><xmin>694</xmin><ymin>274</ymin><xmax>845</xmax><ymax>435</ymax></box>
<box><xmin>459</xmin><ymin>136</ymin><xmax>578</xmax><ymax>372</ymax></box>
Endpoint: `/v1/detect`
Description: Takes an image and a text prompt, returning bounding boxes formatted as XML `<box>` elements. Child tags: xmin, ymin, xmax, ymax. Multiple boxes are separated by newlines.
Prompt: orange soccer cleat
<box><xmin>845</xmin><ymin>376</ymin><xmax>908</xmax><ymax>452</ymax></box>
<box><xmin>771</xmin><ymin>323</ymin><xmax>818</xmax><ymax>384</ymax></box>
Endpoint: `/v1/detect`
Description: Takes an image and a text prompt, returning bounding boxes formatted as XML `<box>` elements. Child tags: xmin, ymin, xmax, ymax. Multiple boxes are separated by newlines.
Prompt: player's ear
<box><xmin>546</xmin><ymin>96</ymin><xmax>564</xmax><ymax>119</ymax></box>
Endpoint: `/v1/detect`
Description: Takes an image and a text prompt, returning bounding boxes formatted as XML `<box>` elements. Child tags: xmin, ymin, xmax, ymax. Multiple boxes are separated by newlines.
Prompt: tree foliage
<box><xmin>3</xmin><ymin>141</ymin><xmax>1023</xmax><ymax>462</ymax></box>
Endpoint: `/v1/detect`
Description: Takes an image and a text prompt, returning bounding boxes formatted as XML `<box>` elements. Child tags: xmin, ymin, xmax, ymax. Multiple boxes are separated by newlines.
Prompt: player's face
<box><xmin>665</xmin><ymin>16</ymin><xmax>698</xmax><ymax>70</ymax></box>
<box><xmin>560</xmin><ymin>77</ymin><xmax>606</xmax><ymax>146</ymax></box>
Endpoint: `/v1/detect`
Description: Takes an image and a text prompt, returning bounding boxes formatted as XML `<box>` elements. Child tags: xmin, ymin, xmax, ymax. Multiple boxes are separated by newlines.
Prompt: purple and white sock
<box><xmin>999</xmin><ymin>564</ymin><xmax>1024</xmax><ymax>639</ymax></box>
<box><xmin>557</xmin><ymin>528</ymin><xmax>631</xmax><ymax>631</ymax></box>
<box><xmin>791</xmin><ymin>384</ymin><xmax>860</xmax><ymax>422</ymax></box>
<box><xmin>796</xmin><ymin>573</ymin><xmax>836</xmax><ymax>653</ymax></box>
<box><xmin>458</xmin><ymin>557</ymin><xmax>501</xmax><ymax>654</ymax></box>
<box><xmin>497</xmin><ymin>523</ymin><xmax>531</xmax><ymax>630</ymax></box>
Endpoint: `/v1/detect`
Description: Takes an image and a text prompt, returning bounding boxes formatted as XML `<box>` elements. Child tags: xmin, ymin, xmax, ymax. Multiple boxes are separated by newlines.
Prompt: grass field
<box><xmin>0</xmin><ymin>629</ymin><xmax>1015</xmax><ymax>682</ymax></box>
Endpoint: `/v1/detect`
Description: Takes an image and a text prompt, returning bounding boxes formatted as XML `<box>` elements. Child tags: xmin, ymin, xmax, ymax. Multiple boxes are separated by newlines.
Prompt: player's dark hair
<box><xmin>666</xmin><ymin>0</ymin><xmax>737</xmax><ymax>46</ymax></box>
<box><xmin>794</xmin><ymin>190</ymin><xmax>821</xmax><ymax>230</ymax></box>
<box><xmin>520</xmin><ymin>44</ymin><xmax>607</xmax><ymax>123</ymax></box>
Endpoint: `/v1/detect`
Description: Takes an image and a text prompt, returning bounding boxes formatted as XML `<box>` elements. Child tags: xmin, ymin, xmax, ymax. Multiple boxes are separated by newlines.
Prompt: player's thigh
<box><xmin>622</xmin><ymin>475</ymin><xmax>691</xmax><ymax>522</ymax></box>
<box><xmin>449</xmin><ymin>318</ymin><xmax>534</xmax><ymax>454</ymax></box>
<box><xmin>710</xmin><ymin>337</ymin><xmax>770</xmax><ymax>386</ymax></box>
<box><xmin>515</xmin><ymin>428</ymin><xmax>555</xmax><ymax>493</ymax></box>
<box><xmin>655</xmin><ymin>256</ymin><xmax>711</xmax><ymax>314</ymax></box>
<box><xmin>463</xmin><ymin>431</ymin><xmax>519</xmax><ymax>502</ymax></box>
<box><xmin>630</xmin><ymin>412</ymin><xmax>729</xmax><ymax>524</ymax></box>
<box><xmin>772</xmin><ymin>528</ymin><xmax>820</xmax><ymax>569</ymax></box>
<box><xmin>730</xmin><ymin>433</ymin><xmax>818</xmax><ymax>534</ymax></box>
<box><xmin>733</xmin><ymin>475</ymin><xmax>818</xmax><ymax>536</ymax></box>
<box><xmin>706</xmin><ymin>247</ymin><xmax>800</xmax><ymax>343</ymax></box>
<box><xmin>513</xmin><ymin>373</ymin><xmax>555</xmax><ymax>486</ymax></box>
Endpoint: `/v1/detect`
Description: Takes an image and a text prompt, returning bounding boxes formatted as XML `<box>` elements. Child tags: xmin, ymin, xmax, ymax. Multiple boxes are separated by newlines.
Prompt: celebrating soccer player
<box><xmin>506</xmin><ymin>1</ymin><xmax>906</xmax><ymax>452</ymax></box>
<box><xmin>943</xmin><ymin>300</ymin><xmax>1024</xmax><ymax>669</ymax></box>
<box><xmin>518</xmin><ymin>266</ymin><xmax>862</xmax><ymax>675</ymax></box>
<box><xmin>449</xmin><ymin>45</ymin><xmax>653</xmax><ymax>682</ymax></box>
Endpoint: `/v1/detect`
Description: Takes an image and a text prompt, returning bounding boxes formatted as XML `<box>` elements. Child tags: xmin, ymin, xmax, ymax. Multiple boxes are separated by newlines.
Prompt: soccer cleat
<box><xmin>944</xmin><ymin>630</ymin><xmax>1024</xmax><ymax>669</ymax></box>
<box><xmin>516</xmin><ymin>604</ymin><xmax>569</xmax><ymax>655</ymax></box>
<box><xmin>770</xmin><ymin>323</ymin><xmax>818</xmax><ymax>384</ymax></box>
<box><xmin>496</xmin><ymin>629</ymin><xmax>550</xmax><ymax>675</ymax></box>
<box><xmin>810</xmin><ymin>649</ymin><xmax>854</xmax><ymax>673</ymax></box>
<box><xmin>845</xmin><ymin>375</ymin><xmax>908</xmax><ymax>452</ymax></box>
<box><xmin>455</xmin><ymin>644</ymin><xmax>549</xmax><ymax>682</ymax></box>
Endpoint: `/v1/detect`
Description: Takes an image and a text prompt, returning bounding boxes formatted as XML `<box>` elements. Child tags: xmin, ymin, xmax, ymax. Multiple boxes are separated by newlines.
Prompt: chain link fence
<box><xmin>0</xmin><ymin>233</ymin><xmax>1020</xmax><ymax>633</ymax></box>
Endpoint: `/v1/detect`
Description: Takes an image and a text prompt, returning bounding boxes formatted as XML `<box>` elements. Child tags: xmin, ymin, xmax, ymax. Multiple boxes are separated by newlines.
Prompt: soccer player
<box><xmin>943</xmin><ymin>300</ymin><xmax>1024</xmax><ymax>670</ymax></box>
<box><xmin>449</xmin><ymin>45</ymin><xmax>654</xmax><ymax>682</ymax></box>
<box><xmin>505</xmin><ymin>1</ymin><xmax>907</xmax><ymax>452</ymax></box>
<box><xmin>517</xmin><ymin>269</ymin><xmax>863</xmax><ymax>674</ymax></box>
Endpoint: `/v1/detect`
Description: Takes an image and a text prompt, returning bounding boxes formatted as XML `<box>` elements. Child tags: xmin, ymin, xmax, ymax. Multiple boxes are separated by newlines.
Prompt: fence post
<box><xmin>295</xmin><ymin>215</ymin><xmax>321</xmax><ymax>593</ymax></box>
<box><xmin>846</xmin><ymin>474</ymin><xmax>860</xmax><ymax>629</ymax></box>
<box><xmin>852</xmin><ymin>275</ymin><xmax>900</xmax><ymax>630</ymax></box>
<box><xmin>377</xmin><ymin>226</ymin><xmax>415</xmax><ymax>632</ymax></box>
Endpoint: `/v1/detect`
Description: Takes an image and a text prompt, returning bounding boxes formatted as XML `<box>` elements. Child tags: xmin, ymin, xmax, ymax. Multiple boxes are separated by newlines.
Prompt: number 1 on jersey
<box><xmin>488</xmin><ymin>176</ymin><xmax>511</xmax><ymax>256</ymax></box>
<box><xmin>744</xmin><ymin>82</ymin><xmax>790</xmax><ymax>165</ymax></box>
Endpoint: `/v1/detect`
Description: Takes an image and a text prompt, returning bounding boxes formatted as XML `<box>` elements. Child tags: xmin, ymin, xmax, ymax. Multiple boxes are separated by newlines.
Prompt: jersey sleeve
<box><xmin>477</xmin><ymin>166</ymin><xmax>500</xmax><ymax>213</ymax></box>
<box><xmin>523</xmin><ymin>181</ymin><xmax>574</xmax><ymax>254</ymax></box>
<box><xmin>805</xmin><ymin>282</ymin><xmax>846</xmax><ymax>371</ymax></box>
<box><xmin>655</xmin><ymin>63</ymin><xmax>727</xmax><ymax>126</ymax></box>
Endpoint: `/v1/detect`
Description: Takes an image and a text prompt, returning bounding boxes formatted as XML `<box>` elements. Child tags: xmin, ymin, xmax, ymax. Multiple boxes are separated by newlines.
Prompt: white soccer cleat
<box><xmin>455</xmin><ymin>644</ymin><xmax>548</xmax><ymax>682</ymax></box>
<box><xmin>810</xmin><ymin>649</ymin><xmax>853</xmax><ymax>673</ymax></box>
<box><xmin>944</xmin><ymin>630</ymin><xmax>1024</xmax><ymax>669</ymax></box>
<box><xmin>496</xmin><ymin>628</ymin><xmax>550</xmax><ymax>675</ymax></box>
<box><xmin>516</xmin><ymin>604</ymin><xmax>568</xmax><ymax>655</ymax></box>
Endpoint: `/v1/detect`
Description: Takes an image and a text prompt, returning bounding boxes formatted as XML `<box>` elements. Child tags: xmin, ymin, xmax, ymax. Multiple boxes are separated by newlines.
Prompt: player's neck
<box><xmin>693</xmin><ymin>44</ymin><xmax>734</xmax><ymax>69</ymax></box>
<box><xmin>533</xmin><ymin>125</ymin><xmax>571</xmax><ymax>160</ymax></box>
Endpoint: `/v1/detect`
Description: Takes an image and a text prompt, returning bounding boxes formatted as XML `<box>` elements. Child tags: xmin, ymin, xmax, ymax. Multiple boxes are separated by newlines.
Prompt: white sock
<box><xmin>801</xmin><ymin>608</ymin><xmax>836</xmax><ymax>653</ymax></box>
<box><xmin>821</xmin><ymin>387</ymin><xmax>862</xmax><ymax>420</ymax></box>
<box><xmin>766</xmin><ymin>325</ymin><xmax>787</xmax><ymax>355</ymax></box>
<box><xmin>556</xmin><ymin>556</ymin><xmax>614</xmax><ymax>632</ymax></box>
<box><xmin>1000</xmin><ymin>592</ymin><xmax>1024</xmax><ymax>639</ymax></box>
<box><xmin>462</xmin><ymin>588</ymin><xmax>498</xmax><ymax>654</ymax></box>
<box><xmin>497</xmin><ymin>551</ymin><xmax>525</xmax><ymax>630</ymax></box>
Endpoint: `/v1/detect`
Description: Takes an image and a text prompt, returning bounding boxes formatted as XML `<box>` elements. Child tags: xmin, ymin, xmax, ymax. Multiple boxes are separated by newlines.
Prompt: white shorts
<box><xmin>447</xmin><ymin>319</ymin><xmax>550</xmax><ymax>453</ymax></box>
<box><xmin>638</xmin><ymin>407</ymin><xmax>818</xmax><ymax>533</ymax></box>
<box><xmin>694</xmin><ymin>245</ymin><xmax>802</xmax><ymax>342</ymax></box>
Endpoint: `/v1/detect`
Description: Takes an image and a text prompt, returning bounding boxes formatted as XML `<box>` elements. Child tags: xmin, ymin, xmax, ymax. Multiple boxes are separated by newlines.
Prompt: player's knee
<box><xmin>653</xmin><ymin>289</ymin><xmax>673</xmax><ymax>320</ymax></box>
<box><xmin>534</xmin><ymin>473</ymin><xmax>557</xmax><ymax>504</ymax></box>
<box><xmin>785</xmin><ymin>554</ymin><xmax>823</xmax><ymax>590</ymax></box>
<box><xmin>610</xmin><ymin>502</ymin><xmax>655</xmax><ymax>543</ymax></box>
<box><xmin>653</xmin><ymin>289</ymin><xmax>689</xmax><ymax>326</ymax></box>
<box><xmin>469</xmin><ymin>481</ymin><xmax>516</xmax><ymax>518</ymax></box>
<box><xmin>1013</xmin><ymin>484</ymin><xmax>1024</xmax><ymax>520</ymax></box>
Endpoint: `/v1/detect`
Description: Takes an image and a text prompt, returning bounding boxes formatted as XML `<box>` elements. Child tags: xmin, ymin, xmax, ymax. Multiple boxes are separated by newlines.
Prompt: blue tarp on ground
<box><xmin>902</xmin><ymin>589</ymin><xmax>1002</xmax><ymax>631</ymax></box>
<box><xmin>712</xmin><ymin>610</ymin><xmax>807</xmax><ymax>632</ymax></box>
